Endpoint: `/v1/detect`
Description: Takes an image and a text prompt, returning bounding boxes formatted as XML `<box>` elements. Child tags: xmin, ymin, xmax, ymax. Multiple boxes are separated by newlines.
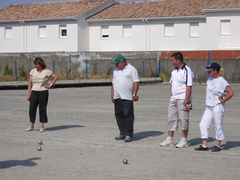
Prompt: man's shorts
<box><xmin>167</xmin><ymin>99</ymin><xmax>189</xmax><ymax>131</ymax></box>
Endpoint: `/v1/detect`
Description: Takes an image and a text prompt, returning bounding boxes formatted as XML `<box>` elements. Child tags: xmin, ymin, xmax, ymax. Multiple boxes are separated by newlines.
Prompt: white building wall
<box><xmin>0</xmin><ymin>20</ymin><xmax>80</xmax><ymax>53</ymax></box>
<box><xmin>26</xmin><ymin>21</ymin><xmax>79</xmax><ymax>52</ymax></box>
<box><xmin>152</xmin><ymin>19</ymin><xmax>207</xmax><ymax>51</ymax></box>
<box><xmin>78</xmin><ymin>17</ymin><xmax>89</xmax><ymax>51</ymax></box>
<box><xmin>89</xmin><ymin>18</ymin><xmax>208</xmax><ymax>51</ymax></box>
<box><xmin>205</xmin><ymin>11</ymin><xmax>240</xmax><ymax>50</ymax></box>
<box><xmin>0</xmin><ymin>24</ymin><xmax>25</xmax><ymax>52</ymax></box>
<box><xmin>89</xmin><ymin>21</ymin><xmax>146</xmax><ymax>51</ymax></box>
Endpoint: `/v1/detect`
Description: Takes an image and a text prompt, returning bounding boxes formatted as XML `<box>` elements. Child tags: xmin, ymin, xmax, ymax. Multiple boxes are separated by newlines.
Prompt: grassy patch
<box><xmin>160</xmin><ymin>72</ymin><xmax>169</xmax><ymax>82</ymax></box>
<box><xmin>0</xmin><ymin>74</ymin><xmax>113</xmax><ymax>82</ymax></box>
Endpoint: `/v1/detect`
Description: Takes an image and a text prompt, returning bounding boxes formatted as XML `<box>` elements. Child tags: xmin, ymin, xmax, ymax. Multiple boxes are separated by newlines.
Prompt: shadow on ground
<box><xmin>221</xmin><ymin>141</ymin><xmax>240</xmax><ymax>150</ymax></box>
<box><xmin>0</xmin><ymin>157</ymin><xmax>41</xmax><ymax>169</ymax></box>
<box><xmin>133</xmin><ymin>131</ymin><xmax>163</xmax><ymax>141</ymax></box>
<box><xmin>46</xmin><ymin>125</ymin><xmax>84</xmax><ymax>131</ymax></box>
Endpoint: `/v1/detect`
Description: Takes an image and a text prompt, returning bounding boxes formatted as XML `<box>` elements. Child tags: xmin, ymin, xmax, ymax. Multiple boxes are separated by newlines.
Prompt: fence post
<box><xmin>154</xmin><ymin>59</ymin><xmax>160</xmax><ymax>79</ymax></box>
<box><xmin>157</xmin><ymin>59</ymin><xmax>160</xmax><ymax>76</ymax></box>
<box><xmin>86</xmin><ymin>60</ymin><xmax>88</xmax><ymax>80</ymax></box>
<box><xmin>207</xmin><ymin>51</ymin><xmax>211</xmax><ymax>65</ymax></box>
<box><xmin>14</xmin><ymin>60</ymin><xmax>18</xmax><ymax>81</ymax></box>
<box><xmin>207</xmin><ymin>51</ymin><xmax>211</xmax><ymax>77</ymax></box>
<box><xmin>142</xmin><ymin>60</ymin><xmax>145</xmax><ymax>77</ymax></box>
<box><xmin>52</xmin><ymin>59</ymin><xmax>56</xmax><ymax>74</ymax></box>
<box><xmin>69</xmin><ymin>54</ymin><xmax>72</xmax><ymax>76</ymax></box>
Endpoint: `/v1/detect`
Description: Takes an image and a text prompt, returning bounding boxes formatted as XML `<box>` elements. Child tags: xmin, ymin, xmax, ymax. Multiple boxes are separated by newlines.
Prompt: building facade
<box><xmin>88</xmin><ymin>0</ymin><xmax>240</xmax><ymax>51</ymax></box>
<box><xmin>0</xmin><ymin>0</ymin><xmax>116</xmax><ymax>53</ymax></box>
<box><xmin>0</xmin><ymin>0</ymin><xmax>240</xmax><ymax>53</ymax></box>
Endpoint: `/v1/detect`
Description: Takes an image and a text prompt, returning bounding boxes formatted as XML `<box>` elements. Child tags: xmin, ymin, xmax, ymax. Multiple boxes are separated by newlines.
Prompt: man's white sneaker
<box><xmin>175</xmin><ymin>139</ymin><xmax>190</xmax><ymax>148</ymax></box>
<box><xmin>159</xmin><ymin>138</ymin><xmax>174</xmax><ymax>147</ymax></box>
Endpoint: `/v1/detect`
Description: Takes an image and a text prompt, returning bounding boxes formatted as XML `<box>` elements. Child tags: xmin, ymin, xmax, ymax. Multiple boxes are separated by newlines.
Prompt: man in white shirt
<box><xmin>159</xmin><ymin>52</ymin><xmax>193</xmax><ymax>148</ymax></box>
<box><xmin>111</xmin><ymin>54</ymin><xmax>140</xmax><ymax>142</ymax></box>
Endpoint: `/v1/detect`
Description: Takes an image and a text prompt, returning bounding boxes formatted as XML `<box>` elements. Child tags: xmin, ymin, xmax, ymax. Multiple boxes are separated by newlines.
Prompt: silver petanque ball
<box><xmin>123</xmin><ymin>159</ymin><xmax>128</xmax><ymax>164</ymax></box>
<box><xmin>37</xmin><ymin>146</ymin><xmax>42</xmax><ymax>151</ymax></box>
<box><xmin>38</xmin><ymin>140</ymin><xmax>42</xmax><ymax>145</ymax></box>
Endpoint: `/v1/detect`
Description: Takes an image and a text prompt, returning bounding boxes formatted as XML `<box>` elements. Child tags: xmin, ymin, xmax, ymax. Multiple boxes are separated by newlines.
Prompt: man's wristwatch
<box><xmin>132</xmin><ymin>94</ymin><xmax>136</xmax><ymax>97</ymax></box>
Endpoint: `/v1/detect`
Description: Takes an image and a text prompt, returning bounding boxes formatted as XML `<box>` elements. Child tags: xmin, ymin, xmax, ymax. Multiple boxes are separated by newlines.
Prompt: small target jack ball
<box><xmin>123</xmin><ymin>159</ymin><xmax>128</xmax><ymax>164</ymax></box>
<box><xmin>37</xmin><ymin>146</ymin><xmax>42</xmax><ymax>151</ymax></box>
<box><xmin>38</xmin><ymin>140</ymin><xmax>42</xmax><ymax>145</ymax></box>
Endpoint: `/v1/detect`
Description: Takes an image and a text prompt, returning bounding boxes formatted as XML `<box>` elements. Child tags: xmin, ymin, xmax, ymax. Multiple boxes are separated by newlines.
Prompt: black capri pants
<box><xmin>29</xmin><ymin>90</ymin><xmax>49</xmax><ymax>123</ymax></box>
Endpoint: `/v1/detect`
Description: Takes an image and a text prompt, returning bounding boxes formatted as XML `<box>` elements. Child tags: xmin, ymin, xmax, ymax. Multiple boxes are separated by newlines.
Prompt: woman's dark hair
<box><xmin>34</xmin><ymin>57</ymin><xmax>47</xmax><ymax>68</ymax></box>
<box><xmin>171</xmin><ymin>51</ymin><xmax>183</xmax><ymax>62</ymax></box>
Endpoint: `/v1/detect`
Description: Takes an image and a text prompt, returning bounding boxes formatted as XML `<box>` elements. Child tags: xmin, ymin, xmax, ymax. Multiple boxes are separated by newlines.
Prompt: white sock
<box><xmin>167</xmin><ymin>137</ymin><xmax>173</xmax><ymax>141</ymax></box>
<box><xmin>182</xmin><ymin>138</ymin><xmax>187</xmax><ymax>142</ymax></box>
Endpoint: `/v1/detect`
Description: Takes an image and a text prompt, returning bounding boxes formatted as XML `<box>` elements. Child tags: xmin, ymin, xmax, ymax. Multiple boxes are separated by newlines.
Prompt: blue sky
<box><xmin>0</xmin><ymin>0</ymin><xmax>135</xmax><ymax>8</ymax></box>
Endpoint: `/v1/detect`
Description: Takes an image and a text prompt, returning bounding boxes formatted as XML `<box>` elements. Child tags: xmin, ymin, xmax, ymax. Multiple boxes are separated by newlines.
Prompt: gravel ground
<box><xmin>1</xmin><ymin>83</ymin><xmax>240</xmax><ymax>180</ymax></box>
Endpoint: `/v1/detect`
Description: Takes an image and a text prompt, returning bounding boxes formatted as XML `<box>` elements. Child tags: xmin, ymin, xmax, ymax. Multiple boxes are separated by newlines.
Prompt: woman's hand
<box><xmin>43</xmin><ymin>84</ymin><xmax>52</xmax><ymax>89</ymax></box>
<box><xmin>27</xmin><ymin>94</ymin><xmax>31</xmax><ymax>101</ymax></box>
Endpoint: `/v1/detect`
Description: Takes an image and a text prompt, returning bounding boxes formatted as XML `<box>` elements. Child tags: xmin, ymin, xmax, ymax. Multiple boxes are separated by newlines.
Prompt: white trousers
<box><xmin>199</xmin><ymin>104</ymin><xmax>225</xmax><ymax>140</ymax></box>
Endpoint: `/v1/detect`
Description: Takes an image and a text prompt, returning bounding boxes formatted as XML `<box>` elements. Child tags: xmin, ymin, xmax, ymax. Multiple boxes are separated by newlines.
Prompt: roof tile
<box><xmin>90</xmin><ymin>0</ymin><xmax>240</xmax><ymax>19</ymax></box>
<box><xmin>0</xmin><ymin>0</ymin><xmax>109</xmax><ymax>21</ymax></box>
<box><xmin>1</xmin><ymin>0</ymin><xmax>240</xmax><ymax>21</ymax></box>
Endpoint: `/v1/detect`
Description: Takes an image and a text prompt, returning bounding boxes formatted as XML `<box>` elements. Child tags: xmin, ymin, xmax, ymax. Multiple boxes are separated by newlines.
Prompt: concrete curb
<box><xmin>0</xmin><ymin>78</ymin><xmax>163</xmax><ymax>90</ymax></box>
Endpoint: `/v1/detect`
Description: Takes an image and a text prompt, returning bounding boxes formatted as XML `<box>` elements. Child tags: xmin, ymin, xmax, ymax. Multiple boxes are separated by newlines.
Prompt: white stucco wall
<box><xmin>0</xmin><ymin>20</ymin><xmax>80</xmax><ymax>53</ymax></box>
<box><xmin>77</xmin><ymin>17</ymin><xmax>89</xmax><ymax>51</ymax></box>
<box><xmin>89</xmin><ymin>21</ymin><xmax>146</xmax><ymax>51</ymax></box>
<box><xmin>0</xmin><ymin>24</ymin><xmax>25</xmax><ymax>52</ymax></box>
<box><xmin>88</xmin><ymin>18</ymin><xmax>208</xmax><ymax>51</ymax></box>
<box><xmin>26</xmin><ymin>21</ymin><xmax>79</xmax><ymax>52</ymax></box>
<box><xmin>205</xmin><ymin>11</ymin><xmax>240</xmax><ymax>50</ymax></box>
<box><xmin>149</xmin><ymin>19</ymin><xmax>207</xmax><ymax>51</ymax></box>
